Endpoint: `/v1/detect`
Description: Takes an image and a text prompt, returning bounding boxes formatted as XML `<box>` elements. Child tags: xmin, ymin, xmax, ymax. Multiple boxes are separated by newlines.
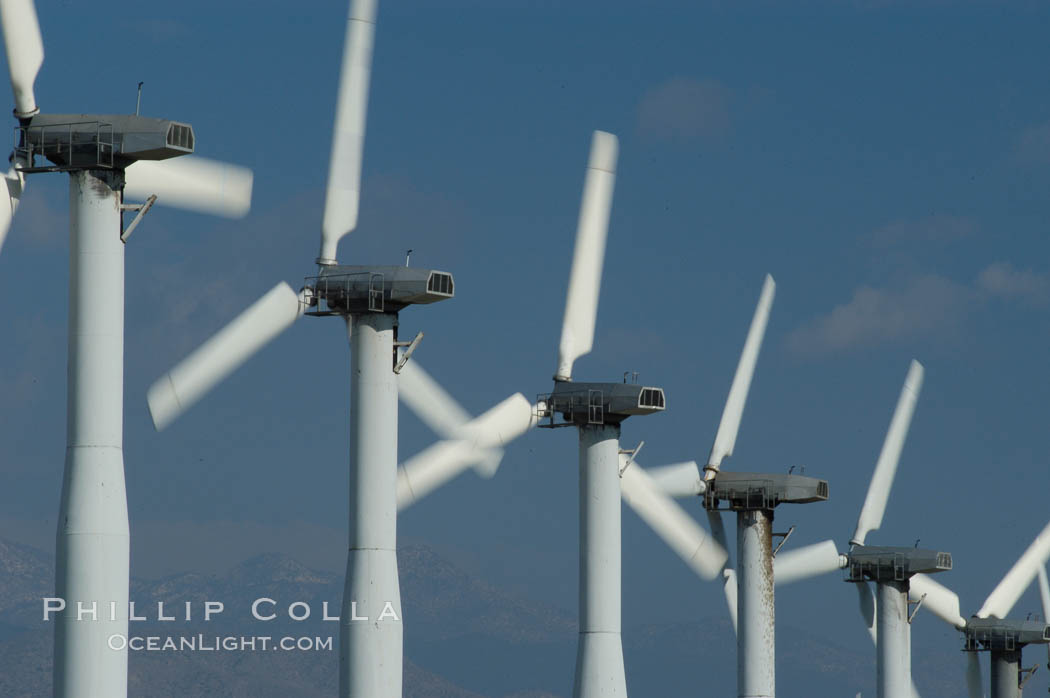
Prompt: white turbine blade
<box><xmin>856</xmin><ymin>581</ymin><xmax>878</xmax><ymax>644</ymax></box>
<box><xmin>773</xmin><ymin>540</ymin><xmax>845</xmax><ymax>585</ymax></box>
<box><xmin>0</xmin><ymin>0</ymin><xmax>44</xmax><ymax>117</ymax></box>
<box><xmin>707</xmin><ymin>510</ymin><xmax>737</xmax><ymax>632</ymax></box>
<box><xmin>910</xmin><ymin>573</ymin><xmax>966</xmax><ymax>628</ymax></box>
<box><xmin>0</xmin><ymin>165</ymin><xmax>25</xmax><ymax>255</ymax></box>
<box><xmin>554</xmin><ymin>130</ymin><xmax>617</xmax><ymax>381</ymax></box>
<box><xmin>147</xmin><ymin>283</ymin><xmax>304</xmax><ymax>430</ymax></box>
<box><xmin>318</xmin><ymin>0</ymin><xmax>376</xmax><ymax>264</ymax></box>
<box><xmin>851</xmin><ymin>359</ymin><xmax>924</xmax><ymax>546</ymax></box>
<box><xmin>396</xmin><ymin>359</ymin><xmax>471</xmax><ymax>436</ymax></box>
<box><xmin>397</xmin><ymin>361</ymin><xmax>518</xmax><ymax>478</ymax></box>
<box><xmin>397</xmin><ymin>440</ymin><xmax>474</xmax><ymax>510</ymax></box>
<box><xmin>1038</xmin><ymin>566</ymin><xmax>1050</xmax><ymax>623</ymax></box>
<box><xmin>977</xmin><ymin>518</ymin><xmax>1050</xmax><ymax>619</ymax></box>
<box><xmin>620</xmin><ymin>461</ymin><xmax>727</xmax><ymax>580</ymax></box>
<box><xmin>124</xmin><ymin>156</ymin><xmax>253</xmax><ymax>218</ymax></box>
<box><xmin>965</xmin><ymin>652</ymin><xmax>984</xmax><ymax>698</ymax></box>
<box><xmin>396</xmin><ymin>393</ymin><xmax>534</xmax><ymax>510</ymax></box>
<box><xmin>647</xmin><ymin>461</ymin><xmax>704</xmax><ymax>498</ymax></box>
<box><xmin>706</xmin><ymin>274</ymin><xmax>775</xmax><ymax>474</ymax></box>
<box><xmin>453</xmin><ymin>393</ymin><xmax>536</xmax><ymax>446</ymax></box>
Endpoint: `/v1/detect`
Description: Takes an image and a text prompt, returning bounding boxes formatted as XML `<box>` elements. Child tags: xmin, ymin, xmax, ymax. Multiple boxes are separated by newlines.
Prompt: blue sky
<box><xmin>3</xmin><ymin>0</ymin><xmax>1050</xmax><ymax>692</ymax></box>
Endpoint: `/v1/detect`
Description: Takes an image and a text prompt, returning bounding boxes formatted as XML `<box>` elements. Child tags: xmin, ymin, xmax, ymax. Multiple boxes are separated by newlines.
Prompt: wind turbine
<box><xmin>387</xmin><ymin>131</ymin><xmax>728</xmax><ymax>697</ymax></box>
<box><xmin>0</xmin><ymin>2</ymin><xmax>252</xmax><ymax>696</ymax></box>
<box><xmin>144</xmin><ymin>1</ymin><xmax>463</xmax><ymax>694</ymax></box>
<box><xmin>643</xmin><ymin>274</ymin><xmax>828</xmax><ymax>698</ymax></box>
<box><xmin>773</xmin><ymin>360</ymin><xmax>954</xmax><ymax>698</ymax></box>
<box><xmin>645</xmin><ymin>273</ymin><xmax>776</xmax><ymax>635</ymax></box>
<box><xmin>908</xmin><ymin>520</ymin><xmax>1050</xmax><ymax>698</ymax></box>
<box><xmin>532</xmin><ymin>130</ymin><xmax>731</xmax><ymax>698</ymax></box>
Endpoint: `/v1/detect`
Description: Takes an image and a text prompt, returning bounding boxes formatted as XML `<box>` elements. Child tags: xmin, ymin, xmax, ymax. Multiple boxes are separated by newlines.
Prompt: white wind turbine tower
<box><xmin>907</xmin><ymin>520</ymin><xmax>1050</xmax><ymax>698</ymax></box>
<box><xmin>387</xmin><ymin>131</ymin><xmax>728</xmax><ymax>698</ymax></box>
<box><xmin>0</xmin><ymin>2</ymin><xmax>252</xmax><ymax>696</ymax></box>
<box><xmin>143</xmin><ymin>1</ymin><xmax>470</xmax><ymax>694</ymax></box>
<box><xmin>773</xmin><ymin>360</ymin><xmax>955</xmax><ymax>698</ymax></box>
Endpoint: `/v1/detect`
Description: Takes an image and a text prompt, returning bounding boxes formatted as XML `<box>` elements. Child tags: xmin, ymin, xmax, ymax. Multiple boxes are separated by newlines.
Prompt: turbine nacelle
<box><xmin>703</xmin><ymin>471</ymin><xmax>829</xmax><ymax>511</ymax></box>
<box><xmin>963</xmin><ymin>617</ymin><xmax>1050</xmax><ymax>651</ymax></box>
<box><xmin>304</xmin><ymin>265</ymin><xmax>454</xmax><ymax>316</ymax></box>
<box><xmin>537</xmin><ymin>380</ymin><xmax>665</xmax><ymax>427</ymax></box>
<box><xmin>844</xmin><ymin>545</ymin><xmax>952</xmax><ymax>583</ymax></box>
<box><xmin>15</xmin><ymin>113</ymin><xmax>195</xmax><ymax>170</ymax></box>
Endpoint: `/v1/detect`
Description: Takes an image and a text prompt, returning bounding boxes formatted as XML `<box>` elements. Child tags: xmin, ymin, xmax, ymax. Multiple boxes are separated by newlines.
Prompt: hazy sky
<box><xmin>2</xmin><ymin>0</ymin><xmax>1050</xmax><ymax>693</ymax></box>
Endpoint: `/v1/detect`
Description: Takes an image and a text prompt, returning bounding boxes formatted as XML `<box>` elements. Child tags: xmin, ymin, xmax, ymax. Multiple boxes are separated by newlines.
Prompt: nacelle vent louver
<box><xmin>166</xmin><ymin>122</ymin><xmax>194</xmax><ymax>151</ymax></box>
<box><xmin>427</xmin><ymin>272</ymin><xmax>453</xmax><ymax>296</ymax></box>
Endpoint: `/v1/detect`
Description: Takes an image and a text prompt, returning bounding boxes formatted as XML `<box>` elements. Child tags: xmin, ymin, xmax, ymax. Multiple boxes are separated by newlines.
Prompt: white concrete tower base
<box><xmin>876</xmin><ymin>581</ymin><xmax>911</xmax><ymax>698</ymax></box>
<box><xmin>340</xmin><ymin>313</ymin><xmax>403</xmax><ymax>697</ymax></box>
<box><xmin>737</xmin><ymin>509</ymin><xmax>774</xmax><ymax>698</ymax></box>
<box><xmin>54</xmin><ymin>170</ymin><xmax>129</xmax><ymax>698</ymax></box>
<box><xmin>573</xmin><ymin>423</ymin><xmax>627</xmax><ymax>698</ymax></box>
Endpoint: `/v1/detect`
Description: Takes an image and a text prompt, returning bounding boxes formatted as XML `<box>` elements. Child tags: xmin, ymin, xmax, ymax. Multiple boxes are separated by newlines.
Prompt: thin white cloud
<box><xmin>787</xmin><ymin>275</ymin><xmax>971</xmax><ymax>355</ymax></box>
<box><xmin>637</xmin><ymin>77</ymin><xmax>730</xmax><ymax>144</ymax></box>
<box><xmin>977</xmin><ymin>261</ymin><xmax>1050</xmax><ymax>305</ymax></box>
<box><xmin>789</xmin><ymin>262</ymin><xmax>1050</xmax><ymax>355</ymax></box>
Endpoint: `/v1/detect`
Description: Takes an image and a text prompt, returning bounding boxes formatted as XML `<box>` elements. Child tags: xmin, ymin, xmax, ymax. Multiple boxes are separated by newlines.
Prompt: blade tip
<box><xmin>588</xmin><ymin>131</ymin><xmax>618</xmax><ymax>173</ymax></box>
<box><xmin>350</xmin><ymin>0</ymin><xmax>378</xmax><ymax>22</ymax></box>
<box><xmin>146</xmin><ymin>376</ymin><xmax>179</xmax><ymax>431</ymax></box>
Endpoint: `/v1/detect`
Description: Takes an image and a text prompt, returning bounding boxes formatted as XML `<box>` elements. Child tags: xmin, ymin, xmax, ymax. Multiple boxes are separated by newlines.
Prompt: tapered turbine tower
<box><xmin>0</xmin><ymin>2</ymin><xmax>252</xmax><ymax>696</ymax></box>
<box><xmin>146</xmin><ymin>1</ymin><xmax>463</xmax><ymax>695</ymax></box>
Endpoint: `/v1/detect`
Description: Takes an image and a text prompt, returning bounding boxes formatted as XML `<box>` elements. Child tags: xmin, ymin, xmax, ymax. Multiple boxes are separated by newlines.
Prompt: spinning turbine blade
<box><xmin>707</xmin><ymin>510</ymin><xmax>737</xmax><ymax>632</ymax></box>
<box><xmin>318</xmin><ymin>0</ymin><xmax>377</xmax><ymax>264</ymax></box>
<box><xmin>965</xmin><ymin>652</ymin><xmax>984</xmax><ymax>698</ymax></box>
<box><xmin>773</xmin><ymin>540</ymin><xmax>845</xmax><ymax>585</ymax></box>
<box><xmin>620</xmin><ymin>461</ymin><xmax>728</xmax><ymax>580</ymax></box>
<box><xmin>0</xmin><ymin>0</ymin><xmax>44</xmax><ymax>117</ymax></box>
<box><xmin>147</xmin><ymin>283</ymin><xmax>306</xmax><ymax>430</ymax></box>
<box><xmin>909</xmin><ymin>573</ymin><xmax>966</xmax><ymax>628</ymax></box>
<box><xmin>706</xmin><ymin>274</ymin><xmax>775</xmax><ymax>477</ymax></box>
<box><xmin>452</xmin><ymin>393</ymin><xmax>536</xmax><ymax>445</ymax></box>
<box><xmin>396</xmin><ymin>393</ymin><xmax>535</xmax><ymax>509</ymax></box>
<box><xmin>851</xmin><ymin>360</ymin><xmax>924</xmax><ymax>546</ymax></box>
<box><xmin>396</xmin><ymin>359</ymin><xmax>472</xmax><ymax>436</ymax></box>
<box><xmin>125</xmin><ymin>156</ymin><xmax>253</xmax><ymax>218</ymax></box>
<box><xmin>646</xmin><ymin>461</ymin><xmax>704</xmax><ymax>497</ymax></box>
<box><xmin>398</xmin><ymin>360</ymin><xmax>514</xmax><ymax>477</ymax></box>
<box><xmin>554</xmin><ymin>130</ymin><xmax>617</xmax><ymax>381</ymax></box>
<box><xmin>977</xmin><ymin>518</ymin><xmax>1050</xmax><ymax>619</ymax></box>
<box><xmin>856</xmin><ymin>581</ymin><xmax>878</xmax><ymax>644</ymax></box>
<box><xmin>0</xmin><ymin>165</ymin><xmax>25</xmax><ymax>254</ymax></box>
